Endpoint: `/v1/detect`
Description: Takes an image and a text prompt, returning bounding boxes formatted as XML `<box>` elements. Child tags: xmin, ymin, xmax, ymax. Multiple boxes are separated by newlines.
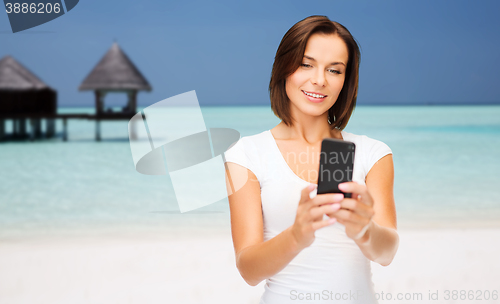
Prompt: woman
<box><xmin>224</xmin><ymin>15</ymin><xmax>399</xmax><ymax>304</ymax></box>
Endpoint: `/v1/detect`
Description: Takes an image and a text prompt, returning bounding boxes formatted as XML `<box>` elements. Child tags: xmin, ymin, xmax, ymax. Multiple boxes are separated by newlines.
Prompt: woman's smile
<box><xmin>301</xmin><ymin>90</ymin><xmax>327</xmax><ymax>103</ymax></box>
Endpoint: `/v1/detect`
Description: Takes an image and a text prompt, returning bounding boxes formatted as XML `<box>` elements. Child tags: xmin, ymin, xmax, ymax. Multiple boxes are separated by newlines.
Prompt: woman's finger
<box><xmin>299</xmin><ymin>184</ymin><xmax>316</xmax><ymax>205</ymax></box>
<box><xmin>311</xmin><ymin>217</ymin><xmax>337</xmax><ymax>231</ymax></box>
<box><xmin>328</xmin><ymin>208</ymin><xmax>370</xmax><ymax>226</ymax></box>
<box><xmin>310</xmin><ymin>193</ymin><xmax>344</xmax><ymax>208</ymax></box>
<box><xmin>339</xmin><ymin>198</ymin><xmax>374</xmax><ymax>219</ymax></box>
<box><xmin>338</xmin><ymin>182</ymin><xmax>373</xmax><ymax>207</ymax></box>
<box><xmin>309</xmin><ymin>203</ymin><xmax>341</xmax><ymax>219</ymax></box>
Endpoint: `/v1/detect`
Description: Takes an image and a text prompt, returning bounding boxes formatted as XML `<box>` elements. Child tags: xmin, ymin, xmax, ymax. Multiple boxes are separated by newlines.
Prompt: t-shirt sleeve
<box><xmin>223</xmin><ymin>138</ymin><xmax>260</xmax><ymax>180</ymax></box>
<box><xmin>365</xmin><ymin>137</ymin><xmax>393</xmax><ymax>174</ymax></box>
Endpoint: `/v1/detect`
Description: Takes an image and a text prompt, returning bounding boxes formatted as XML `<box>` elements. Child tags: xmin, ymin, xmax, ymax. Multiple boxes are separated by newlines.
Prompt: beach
<box><xmin>1</xmin><ymin>225</ymin><xmax>499</xmax><ymax>304</ymax></box>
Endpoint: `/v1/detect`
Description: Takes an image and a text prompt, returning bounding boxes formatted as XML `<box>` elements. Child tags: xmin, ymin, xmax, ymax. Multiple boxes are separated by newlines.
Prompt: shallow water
<box><xmin>1</xmin><ymin>105</ymin><xmax>499</xmax><ymax>236</ymax></box>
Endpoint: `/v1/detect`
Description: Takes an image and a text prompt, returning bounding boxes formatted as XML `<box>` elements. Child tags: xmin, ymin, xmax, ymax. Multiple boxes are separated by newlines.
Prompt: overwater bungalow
<box><xmin>79</xmin><ymin>42</ymin><xmax>152</xmax><ymax>141</ymax></box>
<box><xmin>0</xmin><ymin>55</ymin><xmax>57</xmax><ymax>140</ymax></box>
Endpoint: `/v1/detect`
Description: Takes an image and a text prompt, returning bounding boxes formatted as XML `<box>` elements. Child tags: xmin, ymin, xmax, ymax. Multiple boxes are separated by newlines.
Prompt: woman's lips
<box><xmin>302</xmin><ymin>90</ymin><xmax>327</xmax><ymax>103</ymax></box>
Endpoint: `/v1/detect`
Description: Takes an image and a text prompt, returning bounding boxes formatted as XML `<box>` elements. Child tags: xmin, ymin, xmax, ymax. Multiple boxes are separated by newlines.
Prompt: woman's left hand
<box><xmin>325</xmin><ymin>181</ymin><xmax>375</xmax><ymax>241</ymax></box>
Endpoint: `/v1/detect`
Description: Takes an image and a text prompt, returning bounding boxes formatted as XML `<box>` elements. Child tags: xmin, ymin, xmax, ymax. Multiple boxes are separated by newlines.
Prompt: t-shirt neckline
<box><xmin>266</xmin><ymin>129</ymin><xmax>348</xmax><ymax>185</ymax></box>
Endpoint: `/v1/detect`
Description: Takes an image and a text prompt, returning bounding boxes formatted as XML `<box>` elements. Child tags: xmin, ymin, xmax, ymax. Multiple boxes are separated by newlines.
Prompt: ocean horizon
<box><xmin>56</xmin><ymin>102</ymin><xmax>500</xmax><ymax>108</ymax></box>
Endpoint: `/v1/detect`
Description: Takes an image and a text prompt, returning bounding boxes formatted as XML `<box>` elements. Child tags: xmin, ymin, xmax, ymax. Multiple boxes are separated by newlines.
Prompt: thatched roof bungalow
<box><xmin>0</xmin><ymin>55</ymin><xmax>56</xmax><ymax>115</ymax></box>
<box><xmin>79</xmin><ymin>42</ymin><xmax>152</xmax><ymax>116</ymax></box>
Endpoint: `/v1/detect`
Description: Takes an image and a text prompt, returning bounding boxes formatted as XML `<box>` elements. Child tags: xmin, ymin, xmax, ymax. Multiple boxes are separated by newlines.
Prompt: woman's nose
<box><xmin>311</xmin><ymin>71</ymin><xmax>326</xmax><ymax>87</ymax></box>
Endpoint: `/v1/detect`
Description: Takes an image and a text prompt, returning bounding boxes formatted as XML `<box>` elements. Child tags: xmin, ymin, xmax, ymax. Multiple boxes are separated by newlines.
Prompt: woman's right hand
<box><xmin>290</xmin><ymin>184</ymin><xmax>343</xmax><ymax>250</ymax></box>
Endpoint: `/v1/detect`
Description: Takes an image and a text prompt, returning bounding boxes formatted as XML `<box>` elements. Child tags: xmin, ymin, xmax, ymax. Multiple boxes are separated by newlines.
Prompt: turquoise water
<box><xmin>0</xmin><ymin>105</ymin><xmax>499</xmax><ymax>235</ymax></box>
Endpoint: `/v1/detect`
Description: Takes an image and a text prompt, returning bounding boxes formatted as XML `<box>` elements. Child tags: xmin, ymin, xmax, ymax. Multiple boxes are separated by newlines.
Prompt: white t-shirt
<box><xmin>223</xmin><ymin>129</ymin><xmax>393</xmax><ymax>304</ymax></box>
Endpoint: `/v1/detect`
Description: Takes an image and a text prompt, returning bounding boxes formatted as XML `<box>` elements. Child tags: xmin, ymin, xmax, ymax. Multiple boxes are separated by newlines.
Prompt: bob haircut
<box><xmin>269</xmin><ymin>15</ymin><xmax>361</xmax><ymax>130</ymax></box>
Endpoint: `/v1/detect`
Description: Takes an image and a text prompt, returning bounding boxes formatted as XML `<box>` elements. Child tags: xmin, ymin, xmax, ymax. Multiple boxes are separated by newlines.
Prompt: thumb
<box><xmin>300</xmin><ymin>184</ymin><xmax>317</xmax><ymax>204</ymax></box>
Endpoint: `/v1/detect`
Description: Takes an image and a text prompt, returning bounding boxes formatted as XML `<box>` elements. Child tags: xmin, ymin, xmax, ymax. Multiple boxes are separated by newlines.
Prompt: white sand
<box><xmin>371</xmin><ymin>228</ymin><xmax>500</xmax><ymax>304</ymax></box>
<box><xmin>0</xmin><ymin>227</ymin><xmax>499</xmax><ymax>304</ymax></box>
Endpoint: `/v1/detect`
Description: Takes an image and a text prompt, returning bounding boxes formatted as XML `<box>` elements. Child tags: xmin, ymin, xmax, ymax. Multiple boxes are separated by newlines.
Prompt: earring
<box><xmin>328</xmin><ymin>114</ymin><xmax>335</xmax><ymax>125</ymax></box>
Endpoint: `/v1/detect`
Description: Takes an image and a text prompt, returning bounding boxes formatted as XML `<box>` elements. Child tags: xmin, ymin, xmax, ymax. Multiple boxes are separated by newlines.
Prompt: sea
<box><xmin>1</xmin><ymin>105</ymin><xmax>499</xmax><ymax>237</ymax></box>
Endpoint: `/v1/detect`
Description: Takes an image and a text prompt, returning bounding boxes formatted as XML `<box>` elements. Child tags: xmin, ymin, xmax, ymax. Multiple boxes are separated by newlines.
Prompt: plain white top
<box><xmin>223</xmin><ymin>129</ymin><xmax>393</xmax><ymax>304</ymax></box>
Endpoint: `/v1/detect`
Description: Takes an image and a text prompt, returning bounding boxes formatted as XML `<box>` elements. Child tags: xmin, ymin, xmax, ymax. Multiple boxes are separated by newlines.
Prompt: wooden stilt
<box><xmin>63</xmin><ymin>118</ymin><xmax>67</xmax><ymax>141</ymax></box>
<box><xmin>46</xmin><ymin>119</ymin><xmax>55</xmax><ymax>138</ymax></box>
<box><xmin>13</xmin><ymin>119</ymin><xmax>18</xmax><ymax>137</ymax></box>
<box><xmin>96</xmin><ymin>119</ymin><xmax>101</xmax><ymax>141</ymax></box>
<box><xmin>30</xmin><ymin>118</ymin><xmax>35</xmax><ymax>141</ymax></box>
<box><xmin>0</xmin><ymin>119</ymin><xmax>4</xmax><ymax>141</ymax></box>
<box><xmin>19</xmin><ymin>118</ymin><xmax>27</xmax><ymax>138</ymax></box>
<box><xmin>129</xmin><ymin>119</ymin><xmax>137</xmax><ymax>140</ymax></box>
<box><xmin>34</xmin><ymin>118</ymin><xmax>42</xmax><ymax>138</ymax></box>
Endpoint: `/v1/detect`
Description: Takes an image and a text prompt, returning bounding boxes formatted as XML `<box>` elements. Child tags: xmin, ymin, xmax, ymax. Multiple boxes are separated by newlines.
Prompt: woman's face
<box><xmin>285</xmin><ymin>33</ymin><xmax>349</xmax><ymax>120</ymax></box>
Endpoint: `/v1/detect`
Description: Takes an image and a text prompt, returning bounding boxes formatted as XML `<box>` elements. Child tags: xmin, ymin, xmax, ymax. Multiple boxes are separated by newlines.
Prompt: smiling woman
<box><xmin>224</xmin><ymin>15</ymin><xmax>398</xmax><ymax>304</ymax></box>
<box><xmin>285</xmin><ymin>33</ymin><xmax>348</xmax><ymax>115</ymax></box>
<box><xmin>269</xmin><ymin>16</ymin><xmax>360</xmax><ymax>131</ymax></box>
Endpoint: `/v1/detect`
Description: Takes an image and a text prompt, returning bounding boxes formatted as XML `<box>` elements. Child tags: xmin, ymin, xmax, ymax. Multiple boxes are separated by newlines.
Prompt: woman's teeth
<box><xmin>303</xmin><ymin>90</ymin><xmax>326</xmax><ymax>98</ymax></box>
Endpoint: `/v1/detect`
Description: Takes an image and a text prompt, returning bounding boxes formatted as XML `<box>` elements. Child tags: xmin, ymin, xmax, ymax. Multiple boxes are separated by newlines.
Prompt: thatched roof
<box><xmin>0</xmin><ymin>55</ymin><xmax>54</xmax><ymax>91</ymax></box>
<box><xmin>79</xmin><ymin>42</ymin><xmax>152</xmax><ymax>91</ymax></box>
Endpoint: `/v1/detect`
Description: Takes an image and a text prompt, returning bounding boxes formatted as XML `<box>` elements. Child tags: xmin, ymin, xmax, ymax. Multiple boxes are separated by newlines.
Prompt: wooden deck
<box><xmin>0</xmin><ymin>113</ymin><xmax>134</xmax><ymax>119</ymax></box>
<box><xmin>0</xmin><ymin>113</ymin><xmax>136</xmax><ymax>142</ymax></box>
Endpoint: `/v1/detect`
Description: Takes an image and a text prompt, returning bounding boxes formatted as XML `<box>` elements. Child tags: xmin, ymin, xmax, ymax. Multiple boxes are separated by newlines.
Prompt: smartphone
<box><xmin>317</xmin><ymin>138</ymin><xmax>356</xmax><ymax>198</ymax></box>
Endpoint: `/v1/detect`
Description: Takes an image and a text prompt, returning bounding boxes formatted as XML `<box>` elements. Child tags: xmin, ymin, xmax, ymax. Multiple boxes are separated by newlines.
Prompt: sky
<box><xmin>1</xmin><ymin>0</ymin><xmax>500</xmax><ymax>107</ymax></box>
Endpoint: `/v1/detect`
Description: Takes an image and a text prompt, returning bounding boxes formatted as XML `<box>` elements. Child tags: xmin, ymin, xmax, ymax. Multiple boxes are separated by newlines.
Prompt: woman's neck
<box><xmin>272</xmin><ymin>119</ymin><xmax>342</xmax><ymax>145</ymax></box>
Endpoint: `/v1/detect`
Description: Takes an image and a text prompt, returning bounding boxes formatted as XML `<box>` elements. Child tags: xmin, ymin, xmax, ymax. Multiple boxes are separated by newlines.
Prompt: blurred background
<box><xmin>1</xmin><ymin>1</ymin><xmax>499</xmax><ymax>303</ymax></box>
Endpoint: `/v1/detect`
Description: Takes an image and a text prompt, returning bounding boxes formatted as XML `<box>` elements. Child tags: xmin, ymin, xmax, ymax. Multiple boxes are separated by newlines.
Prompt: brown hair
<box><xmin>269</xmin><ymin>15</ymin><xmax>361</xmax><ymax>130</ymax></box>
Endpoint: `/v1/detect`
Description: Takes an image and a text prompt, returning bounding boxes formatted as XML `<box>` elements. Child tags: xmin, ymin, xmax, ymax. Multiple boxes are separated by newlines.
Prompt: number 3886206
<box><xmin>6</xmin><ymin>3</ymin><xmax>61</xmax><ymax>14</ymax></box>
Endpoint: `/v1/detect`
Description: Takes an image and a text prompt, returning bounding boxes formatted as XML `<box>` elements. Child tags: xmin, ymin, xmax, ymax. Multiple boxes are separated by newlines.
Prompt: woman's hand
<box><xmin>290</xmin><ymin>184</ymin><xmax>343</xmax><ymax>250</ymax></box>
<box><xmin>325</xmin><ymin>181</ymin><xmax>375</xmax><ymax>241</ymax></box>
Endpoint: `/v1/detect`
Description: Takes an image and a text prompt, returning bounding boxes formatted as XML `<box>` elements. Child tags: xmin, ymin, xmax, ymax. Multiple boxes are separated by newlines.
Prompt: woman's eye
<box><xmin>328</xmin><ymin>69</ymin><xmax>341</xmax><ymax>74</ymax></box>
<box><xmin>301</xmin><ymin>64</ymin><xmax>341</xmax><ymax>74</ymax></box>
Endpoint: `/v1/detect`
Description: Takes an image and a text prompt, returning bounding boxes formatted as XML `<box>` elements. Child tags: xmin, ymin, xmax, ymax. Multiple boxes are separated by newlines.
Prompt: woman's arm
<box><xmin>327</xmin><ymin>154</ymin><xmax>399</xmax><ymax>266</ymax></box>
<box><xmin>226</xmin><ymin>162</ymin><xmax>339</xmax><ymax>286</ymax></box>
<box><xmin>357</xmin><ymin>154</ymin><xmax>399</xmax><ymax>266</ymax></box>
<box><xmin>353</xmin><ymin>217</ymin><xmax>399</xmax><ymax>266</ymax></box>
<box><xmin>226</xmin><ymin>162</ymin><xmax>301</xmax><ymax>286</ymax></box>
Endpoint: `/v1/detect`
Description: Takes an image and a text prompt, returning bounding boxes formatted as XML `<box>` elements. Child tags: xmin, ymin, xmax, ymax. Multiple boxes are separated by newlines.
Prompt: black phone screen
<box><xmin>317</xmin><ymin>138</ymin><xmax>356</xmax><ymax>198</ymax></box>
